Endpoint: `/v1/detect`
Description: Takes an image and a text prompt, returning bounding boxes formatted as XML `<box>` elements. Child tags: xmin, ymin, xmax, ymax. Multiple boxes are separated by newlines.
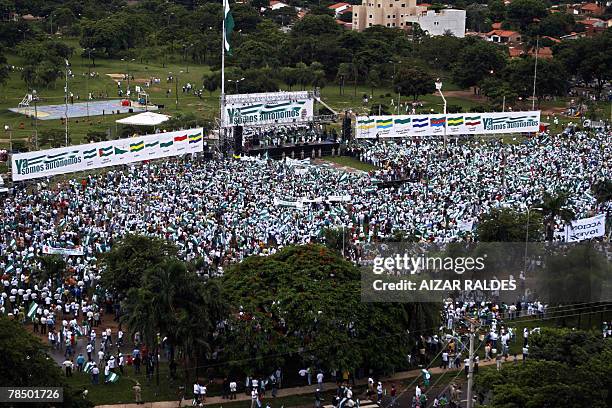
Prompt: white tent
<box><xmin>115</xmin><ymin>112</ymin><xmax>170</xmax><ymax>126</ymax></box>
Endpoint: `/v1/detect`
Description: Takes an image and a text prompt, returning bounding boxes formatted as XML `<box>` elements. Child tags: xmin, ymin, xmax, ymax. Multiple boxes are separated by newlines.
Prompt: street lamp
<box><xmin>121</xmin><ymin>58</ymin><xmax>135</xmax><ymax>97</ymax></box>
<box><xmin>32</xmin><ymin>90</ymin><xmax>39</xmax><ymax>149</ymax></box>
<box><xmin>435</xmin><ymin>78</ymin><xmax>448</xmax><ymax>145</ymax></box>
<box><xmin>228</xmin><ymin>78</ymin><xmax>245</xmax><ymax>94</ymax></box>
<box><xmin>4</xmin><ymin>125</ymin><xmax>11</xmax><ymax>152</ymax></box>
<box><xmin>170</xmin><ymin>71</ymin><xmax>183</xmax><ymax>107</ymax></box>
<box><xmin>85</xmin><ymin>48</ymin><xmax>95</xmax><ymax>119</ymax></box>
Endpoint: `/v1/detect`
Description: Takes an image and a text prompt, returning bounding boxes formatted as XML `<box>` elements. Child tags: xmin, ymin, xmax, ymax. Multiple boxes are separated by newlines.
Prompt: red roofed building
<box><xmin>329</xmin><ymin>2</ymin><xmax>351</xmax><ymax>15</ymax></box>
<box><xmin>542</xmin><ymin>36</ymin><xmax>561</xmax><ymax>43</ymax></box>
<box><xmin>508</xmin><ymin>46</ymin><xmax>524</xmax><ymax>58</ymax></box>
<box><xmin>579</xmin><ymin>3</ymin><xmax>604</xmax><ymax>15</ymax></box>
<box><xmin>529</xmin><ymin>46</ymin><xmax>553</xmax><ymax>59</ymax></box>
<box><xmin>486</xmin><ymin>29</ymin><xmax>522</xmax><ymax>43</ymax></box>
<box><xmin>269</xmin><ymin>1</ymin><xmax>289</xmax><ymax>10</ymax></box>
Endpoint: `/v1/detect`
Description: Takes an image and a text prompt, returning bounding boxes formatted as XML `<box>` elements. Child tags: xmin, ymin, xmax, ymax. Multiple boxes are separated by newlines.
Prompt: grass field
<box><xmin>0</xmin><ymin>36</ymin><xmax>513</xmax><ymax>154</ymax></box>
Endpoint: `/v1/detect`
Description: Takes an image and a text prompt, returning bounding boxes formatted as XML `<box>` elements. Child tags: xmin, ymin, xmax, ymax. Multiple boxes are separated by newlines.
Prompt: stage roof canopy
<box><xmin>115</xmin><ymin>112</ymin><xmax>170</xmax><ymax>126</ymax></box>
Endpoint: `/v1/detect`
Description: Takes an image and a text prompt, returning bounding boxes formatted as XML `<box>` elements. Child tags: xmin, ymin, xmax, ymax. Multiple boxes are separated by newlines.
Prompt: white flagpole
<box><xmin>221</xmin><ymin>0</ymin><xmax>225</xmax><ymax>99</ymax></box>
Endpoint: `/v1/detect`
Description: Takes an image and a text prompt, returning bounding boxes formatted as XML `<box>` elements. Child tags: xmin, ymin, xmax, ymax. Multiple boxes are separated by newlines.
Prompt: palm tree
<box><xmin>538</xmin><ymin>191</ymin><xmax>575</xmax><ymax>241</ymax></box>
<box><xmin>122</xmin><ymin>258</ymin><xmax>226</xmax><ymax>389</ymax></box>
<box><xmin>592</xmin><ymin>179</ymin><xmax>612</xmax><ymax>204</ymax></box>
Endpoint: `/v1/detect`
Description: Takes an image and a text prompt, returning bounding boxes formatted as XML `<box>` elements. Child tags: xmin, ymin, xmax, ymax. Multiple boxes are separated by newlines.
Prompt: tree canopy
<box><xmin>0</xmin><ymin>318</ymin><xmax>93</xmax><ymax>408</ymax></box>
<box><xmin>219</xmin><ymin>244</ymin><xmax>439</xmax><ymax>375</ymax></box>
<box><xmin>100</xmin><ymin>234</ymin><xmax>178</xmax><ymax>298</ymax></box>
<box><xmin>475</xmin><ymin>328</ymin><xmax>612</xmax><ymax>408</ymax></box>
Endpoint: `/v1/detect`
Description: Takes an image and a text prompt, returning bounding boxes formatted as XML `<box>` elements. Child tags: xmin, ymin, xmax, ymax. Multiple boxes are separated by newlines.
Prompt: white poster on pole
<box><xmin>564</xmin><ymin>214</ymin><xmax>606</xmax><ymax>242</ymax></box>
<box><xmin>355</xmin><ymin>111</ymin><xmax>541</xmax><ymax>138</ymax></box>
<box><xmin>12</xmin><ymin>128</ymin><xmax>204</xmax><ymax>181</ymax></box>
<box><xmin>222</xmin><ymin>91</ymin><xmax>314</xmax><ymax>127</ymax></box>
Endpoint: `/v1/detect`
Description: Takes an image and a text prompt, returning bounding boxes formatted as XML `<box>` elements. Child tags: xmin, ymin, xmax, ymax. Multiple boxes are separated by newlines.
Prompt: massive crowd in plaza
<box><xmin>0</xmin><ymin>128</ymin><xmax>610</xmax><ymax>405</ymax></box>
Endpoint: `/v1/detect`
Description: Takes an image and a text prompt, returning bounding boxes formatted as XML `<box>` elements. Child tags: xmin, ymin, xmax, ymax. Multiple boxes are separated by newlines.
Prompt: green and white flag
<box><xmin>84</xmin><ymin>362</ymin><xmax>93</xmax><ymax>373</ymax></box>
<box><xmin>27</xmin><ymin>301</ymin><xmax>37</xmax><ymax>319</ymax></box>
<box><xmin>223</xmin><ymin>0</ymin><xmax>235</xmax><ymax>55</ymax></box>
<box><xmin>106</xmin><ymin>372</ymin><xmax>120</xmax><ymax>383</ymax></box>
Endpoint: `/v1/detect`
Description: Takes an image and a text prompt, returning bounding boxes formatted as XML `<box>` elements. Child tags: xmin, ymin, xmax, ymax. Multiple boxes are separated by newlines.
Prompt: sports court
<box><xmin>9</xmin><ymin>100</ymin><xmax>156</xmax><ymax>121</ymax></box>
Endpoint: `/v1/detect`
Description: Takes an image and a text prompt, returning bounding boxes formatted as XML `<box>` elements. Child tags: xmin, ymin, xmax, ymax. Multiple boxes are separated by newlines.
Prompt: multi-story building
<box><xmin>351</xmin><ymin>0</ymin><xmax>466</xmax><ymax>37</ymax></box>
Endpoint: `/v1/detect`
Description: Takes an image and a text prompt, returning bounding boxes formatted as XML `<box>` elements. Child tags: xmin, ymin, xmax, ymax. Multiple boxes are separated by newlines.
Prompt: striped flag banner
<box><xmin>27</xmin><ymin>301</ymin><xmax>37</xmax><ymax>319</ymax></box>
<box><xmin>106</xmin><ymin>372</ymin><xmax>120</xmax><ymax>383</ymax></box>
<box><xmin>84</xmin><ymin>362</ymin><xmax>93</xmax><ymax>373</ymax></box>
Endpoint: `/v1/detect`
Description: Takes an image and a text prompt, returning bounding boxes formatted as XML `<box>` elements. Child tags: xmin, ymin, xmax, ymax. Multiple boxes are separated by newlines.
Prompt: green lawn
<box><xmin>64</xmin><ymin>365</ymin><xmax>181</xmax><ymax>405</ymax></box>
<box><xmin>322</xmin><ymin>156</ymin><xmax>378</xmax><ymax>172</ymax></box>
<box><xmin>65</xmin><ymin>365</ymin><xmax>343</xmax><ymax>407</ymax></box>
<box><xmin>0</xmin><ymin>37</ymin><xmax>487</xmax><ymax>153</ymax></box>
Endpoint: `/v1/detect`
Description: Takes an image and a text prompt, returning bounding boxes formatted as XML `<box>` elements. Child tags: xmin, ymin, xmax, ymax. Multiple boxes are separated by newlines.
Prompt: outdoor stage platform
<box><xmin>244</xmin><ymin>141</ymin><xmax>341</xmax><ymax>160</ymax></box>
<box><xmin>9</xmin><ymin>100</ymin><xmax>157</xmax><ymax>120</ymax></box>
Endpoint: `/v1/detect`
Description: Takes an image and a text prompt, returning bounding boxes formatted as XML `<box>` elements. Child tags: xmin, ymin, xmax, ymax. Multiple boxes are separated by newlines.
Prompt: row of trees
<box><xmin>475</xmin><ymin>327</ymin><xmax>612</xmax><ymax>407</ymax></box>
<box><xmin>101</xmin><ymin>236</ymin><xmax>439</xmax><ymax>382</ymax></box>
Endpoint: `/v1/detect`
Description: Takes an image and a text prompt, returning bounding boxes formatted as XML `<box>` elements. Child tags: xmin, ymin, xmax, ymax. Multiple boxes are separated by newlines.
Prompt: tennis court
<box><xmin>9</xmin><ymin>100</ymin><xmax>155</xmax><ymax>121</ymax></box>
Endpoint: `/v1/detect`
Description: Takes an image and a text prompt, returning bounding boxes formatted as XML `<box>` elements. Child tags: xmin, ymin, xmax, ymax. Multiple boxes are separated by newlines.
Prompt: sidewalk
<box><xmin>95</xmin><ymin>355</ymin><xmax>523</xmax><ymax>408</ymax></box>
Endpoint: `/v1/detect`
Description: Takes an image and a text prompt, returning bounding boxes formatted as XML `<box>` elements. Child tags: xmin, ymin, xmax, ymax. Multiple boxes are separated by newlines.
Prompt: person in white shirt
<box><xmin>316</xmin><ymin>371</ymin><xmax>324</xmax><ymax>389</ymax></box>
<box><xmin>250</xmin><ymin>388</ymin><xmax>258</xmax><ymax>408</ymax></box>
<box><xmin>193</xmin><ymin>382</ymin><xmax>201</xmax><ymax>402</ymax></box>
<box><xmin>86</xmin><ymin>343</ymin><xmax>93</xmax><ymax>361</ymax></box>
<box><xmin>229</xmin><ymin>380</ymin><xmax>237</xmax><ymax>399</ymax></box>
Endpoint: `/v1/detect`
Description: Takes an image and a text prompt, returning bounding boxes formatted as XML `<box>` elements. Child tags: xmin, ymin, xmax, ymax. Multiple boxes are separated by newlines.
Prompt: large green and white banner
<box><xmin>355</xmin><ymin>111</ymin><xmax>541</xmax><ymax>138</ymax></box>
<box><xmin>12</xmin><ymin>128</ymin><xmax>204</xmax><ymax>181</ymax></box>
<box><xmin>222</xmin><ymin>92</ymin><xmax>314</xmax><ymax>127</ymax></box>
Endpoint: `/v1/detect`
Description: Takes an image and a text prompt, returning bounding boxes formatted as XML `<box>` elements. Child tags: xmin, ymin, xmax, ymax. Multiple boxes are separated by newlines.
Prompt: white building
<box><xmin>269</xmin><ymin>1</ymin><xmax>289</xmax><ymax>11</ymax></box>
<box><xmin>352</xmin><ymin>0</ymin><xmax>466</xmax><ymax>37</ymax></box>
<box><xmin>413</xmin><ymin>9</ymin><xmax>466</xmax><ymax>38</ymax></box>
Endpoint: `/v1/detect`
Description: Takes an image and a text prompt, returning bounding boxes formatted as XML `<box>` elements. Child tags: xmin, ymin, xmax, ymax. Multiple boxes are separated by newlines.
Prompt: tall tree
<box><xmin>0</xmin><ymin>318</ymin><xmax>94</xmax><ymax>407</ymax></box>
<box><xmin>506</xmin><ymin>0</ymin><xmax>548</xmax><ymax>30</ymax></box>
<box><xmin>122</xmin><ymin>258</ymin><xmax>226</xmax><ymax>385</ymax></box>
<box><xmin>394</xmin><ymin>67</ymin><xmax>436</xmax><ymax>102</ymax></box>
<box><xmin>452</xmin><ymin>40</ymin><xmax>507</xmax><ymax>90</ymax></box>
<box><xmin>478</xmin><ymin>208</ymin><xmax>543</xmax><ymax>242</ymax></box>
<box><xmin>100</xmin><ymin>234</ymin><xmax>178</xmax><ymax>298</ymax></box>
<box><xmin>537</xmin><ymin>191</ymin><xmax>575</xmax><ymax>241</ymax></box>
<box><xmin>219</xmin><ymin>244</ymin><xmax>439</xmax><ymax>374</ymax></box>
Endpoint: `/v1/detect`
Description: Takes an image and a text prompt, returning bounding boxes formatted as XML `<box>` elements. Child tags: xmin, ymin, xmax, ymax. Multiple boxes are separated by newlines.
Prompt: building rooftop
<box><xmin>329</xmin><ymin>2</ymin><xmax>350</xmax><ymax>9</ymax></box>
<box><xmin>487</xmin><ymin>29</ymin><xmax>520</xmax><ymax>37</ymax></box>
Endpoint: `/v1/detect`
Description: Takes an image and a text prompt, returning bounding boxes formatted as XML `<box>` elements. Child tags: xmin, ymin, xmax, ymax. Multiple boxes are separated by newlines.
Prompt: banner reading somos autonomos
<box><xmin>356</xmin><ymin>111</ymin><xmax>541</xmax><ymax>138</ymax></box>
<box><xmin>11</xmin><ymin>128</ymin><xmax>204</xmax><ymax>181</ymax></box>
<box><xmin>222</xmin><ymin>91</ymin><xmax>314</xmax><ymax>127</ymax></box>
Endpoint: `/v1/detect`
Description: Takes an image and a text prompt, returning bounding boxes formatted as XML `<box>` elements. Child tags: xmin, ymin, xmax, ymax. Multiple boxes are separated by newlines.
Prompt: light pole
<box><xmin>397</xmin><ymin>85</ymin><xmax>401</xmax><ymax>115</ymax></box>
<box><xmin>121</xmin><ymin>58</ymin><xmax>135</xmax><ymax>98</ymax></box>
<box><xmin>228</xmin><ymin>77</ymin><xmax>245</xmax><ymax>94</ymax></box>
<box><xmin>435</xmin><ymin>78</ymin><xmax>447</xmax><ymax>145</ymax></box>
<box><xmin>5</xmin><ymin>125</ymin><xmax>11</xmax><ymax>152</ymax></box>
<box><xmin>85</xmin><ymin>48</ymin><xmax>95</xmax><ymax>119</ymax></box>
<box><xmin>64</xmin><ymin>59</ymin><xmax>70</xmax><ymax>146</ymax></box>
<box><xmin>32</xmin><ymin>90</ymin><xmax>39</xmax><ymax>149</ymax></box>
